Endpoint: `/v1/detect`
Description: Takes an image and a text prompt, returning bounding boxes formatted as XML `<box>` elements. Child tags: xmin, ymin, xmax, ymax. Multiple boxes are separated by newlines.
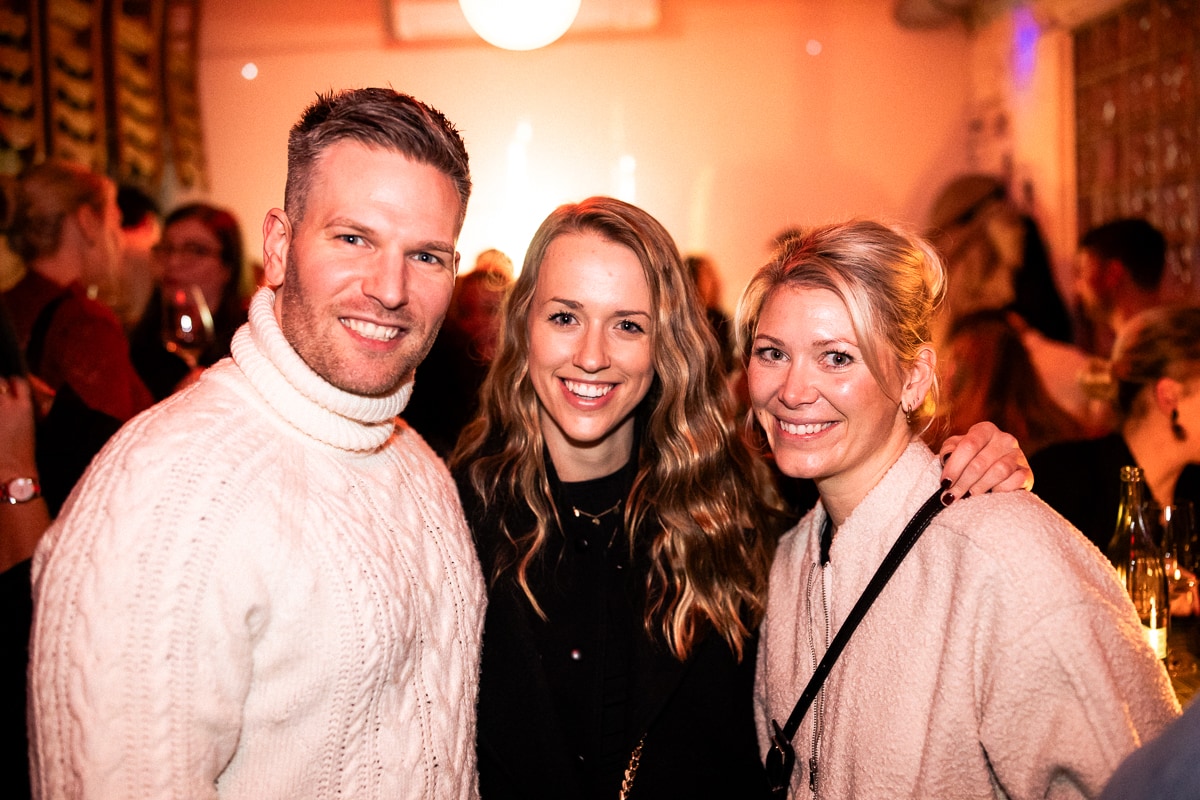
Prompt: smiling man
<box><xmin>28</xmin><ymin>88</ymin><xmax>485</xmax><ymax>799</ymax></box>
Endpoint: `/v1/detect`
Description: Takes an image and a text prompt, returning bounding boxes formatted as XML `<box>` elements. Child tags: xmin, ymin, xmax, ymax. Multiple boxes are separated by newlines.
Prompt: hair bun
<box><xmin>1080</xmin><ymin>356</ymin><xmax>1118</xmax><ymax>403</ymax></box>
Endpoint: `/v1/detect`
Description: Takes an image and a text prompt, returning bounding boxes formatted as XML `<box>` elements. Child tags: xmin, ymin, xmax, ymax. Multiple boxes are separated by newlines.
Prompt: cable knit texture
<box><xmin>755</xmin><ymin>441</ymin><xmax>1180</xmax><ymax>800</ymax></box>
<box><xmin>29</xmin><ymin>287</ymin><xmax>485</xmax><ymax>799</ymax></box>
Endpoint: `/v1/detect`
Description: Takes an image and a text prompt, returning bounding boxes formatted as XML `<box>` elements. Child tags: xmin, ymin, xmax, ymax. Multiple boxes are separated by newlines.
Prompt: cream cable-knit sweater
<box><xmin>756</xmin><ymin>442</ymin><xmax>1179</xmax><ymax>800</ymax></box>
<box><xmin>30</xmin><ymin>288</ymin><xmax>485</xmax><ymax>799</ymax></box>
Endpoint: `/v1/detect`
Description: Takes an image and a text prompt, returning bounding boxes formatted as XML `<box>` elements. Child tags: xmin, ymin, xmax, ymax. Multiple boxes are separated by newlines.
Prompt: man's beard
<box><xmin>278</xmin><ymin>249</ymin><xmax>442</xmax><ymax>397</ymax></box>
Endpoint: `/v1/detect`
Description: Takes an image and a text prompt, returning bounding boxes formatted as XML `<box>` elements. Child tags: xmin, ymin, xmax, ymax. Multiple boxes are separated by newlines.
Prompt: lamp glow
<box><xmin>459</xmin><ymin>0</ymin><xmax>581</xmax><ymax>51</ymax></box>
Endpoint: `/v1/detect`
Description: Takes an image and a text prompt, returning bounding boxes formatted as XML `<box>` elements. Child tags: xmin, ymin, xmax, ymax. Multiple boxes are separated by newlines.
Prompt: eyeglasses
<box><xmin>151</xmin><ymin>241</ymin><xmax>222</xmax><ymax>260</ymax></box>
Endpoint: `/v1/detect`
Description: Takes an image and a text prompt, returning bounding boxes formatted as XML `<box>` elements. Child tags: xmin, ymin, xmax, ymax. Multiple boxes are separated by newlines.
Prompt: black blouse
<box><xmin>1031</xmin><ymin>432</ymin><xmax>1200</xmax><ymax>552</ymax></box>
<box><xmin>455</xmin><ymin>454</ymin><xmax>771</xmax><ymax>800</ymax></box>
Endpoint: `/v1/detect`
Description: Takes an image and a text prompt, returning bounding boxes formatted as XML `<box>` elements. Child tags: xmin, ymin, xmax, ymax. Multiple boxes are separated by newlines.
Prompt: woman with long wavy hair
<box><xmin>451</xmin><ymin>198</ymin><xmax>1028</xmax><ymax>799</ymax></box>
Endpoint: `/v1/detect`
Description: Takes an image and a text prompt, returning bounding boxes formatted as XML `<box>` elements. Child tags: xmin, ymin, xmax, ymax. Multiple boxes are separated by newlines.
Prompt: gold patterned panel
<box><xmin>111</xmin><ymin>0</ymin><xmax>164</xmax><ymax>189</ymax></box>
<box><xmin>0</xmin><ymin>1</ymin><xmax>39</xmax><ymax>173</ymax></box>
<box><xmin>0</xmin><ymin>1</ymin><xmax>202</xmax><ymax>193</ymax></box>
<box><xmin>163</xmin><ymin>0</ymin><xmax>203</xmax><ymax>189</ymax></box>
<box><xmin>1075</xmin><ymin>0</ymin><xmax>1200</xmax><ymax>301</ymax></box>
<box><xmin>44</xmin><ymin>0</ymin><xmax>105</xmax><ymax>172</ymax></box>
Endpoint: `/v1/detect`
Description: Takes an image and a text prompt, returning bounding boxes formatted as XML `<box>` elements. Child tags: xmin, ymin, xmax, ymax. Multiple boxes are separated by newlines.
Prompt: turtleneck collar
<box><xmin>230</xmin><ymin>287</ymin><xmax>414</xmax><ymax>453</ymax></box>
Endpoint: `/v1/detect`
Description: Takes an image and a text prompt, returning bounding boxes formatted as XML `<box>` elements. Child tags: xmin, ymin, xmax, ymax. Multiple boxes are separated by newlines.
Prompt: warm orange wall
<box><xmin>194</xmin><ymin>0</ymin><xmax>973</xmax><ymax>309</ymax></box>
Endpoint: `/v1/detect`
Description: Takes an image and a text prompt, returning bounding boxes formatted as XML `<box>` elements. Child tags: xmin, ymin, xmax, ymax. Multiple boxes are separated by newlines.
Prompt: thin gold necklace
<box><xmin>571</xmin><ymin>499</ymin><xmax>622</xmax><ymax>526</ymax></box>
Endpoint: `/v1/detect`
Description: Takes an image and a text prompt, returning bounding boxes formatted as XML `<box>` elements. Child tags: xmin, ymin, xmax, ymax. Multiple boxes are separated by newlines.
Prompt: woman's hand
<box><xmin>0</xmin><ymin>375</ymin><xmax>52</xmax><ymax>573</ymax></box>
<box><xmin>0</xmin><ymin>375</ymin><xmax>39</xmax><ymax>477</ymax></box>
<box><xmin>938</xmin><ymin>421</ymin><xmax>1033</xmax><ymax>505</ymax></box>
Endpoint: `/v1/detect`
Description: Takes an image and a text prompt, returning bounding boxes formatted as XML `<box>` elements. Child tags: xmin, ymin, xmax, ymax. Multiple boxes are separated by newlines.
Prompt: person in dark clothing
<box><xmin>1099</xmin><ymin>699</ymin><xmax>1200</xmax><ymax>800</ymax></box>
<box><xmin>128</xmin><ymin>203</ymin><xmax>248</xmax><ymax>400</ymax></box>
<box><xmin>1032</xmin><ymin>305</ymin><xmax>1200</xmax><ymax>553</ymax></box>
<box><xmin>452</xmin><ymin>197</ymin><xmax>784</xmax><ymax>799</ymax></box>
<box><xmin>404</xmin><ymin>260</ymin><xmax>511</xmax><ymax>456</ymax></box>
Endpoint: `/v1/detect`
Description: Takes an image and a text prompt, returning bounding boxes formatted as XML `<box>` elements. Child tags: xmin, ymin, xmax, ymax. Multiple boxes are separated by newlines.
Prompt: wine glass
<box><xmin>161</xmin><ymin>284</ymin><xmax>214</xmax><ymax>369</ymax></box>
<box><xmin>1155</xmin><ymin>501</ymin><xmax>1198</xmax><ymax>677</ymax></box>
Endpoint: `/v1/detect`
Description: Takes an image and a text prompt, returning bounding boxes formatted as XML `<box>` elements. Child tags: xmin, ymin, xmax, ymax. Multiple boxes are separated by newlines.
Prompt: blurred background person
<box><xmin>937</xmin><ymin>309</ymin><xmax>1087</xmax><ymax>456</ymax></box>
<box><xmin>927</xmin><ymin>173</ymin><xmax>1110</xmax><ymax>438</ymax></box>
<box><xmin>474</xmin><ymin>245</ymin><xmax>513</xmax><ymax>280</ymax></box>
<box><xmin>1075</xmin><ymin>218</ymin><xmax>1168</xmax><ymax>357</ymax></box>
<box><xmin>110</xmin><ymin>186</ymin><xmax>162</xmax><ymax>333</ymax></box>
<box><xmin>129</xmin><ymin>203</ymin><xmax>249</xmax><ymax>400</ymax></box>
<box><xmin>685</xmin><ymin>253</ymin><xmax>736</xmax><ymax>372</ymax></box>
<box><xmin>0</xmin><ymin>161</ymin><xmax>151</xmax><ymax>513</ymax></box>
<box><xmin>404</xmin><ymin>249</ymin><xmax>513</xmax><ymax>457</ymax></box>
<box><xmin>926</xmin><ymin>173</ymin><xmax>1072</xmax><ymax>346</ymax></box>
<box><xmin>1031</xmin><ymin>305</ymin><xmax>1200</xmax><ymax>553</ymax></box>
<box><xmin>454</xmin><ymin>248</ymin><xmax>513</xmax><ymax>363</ymax></box>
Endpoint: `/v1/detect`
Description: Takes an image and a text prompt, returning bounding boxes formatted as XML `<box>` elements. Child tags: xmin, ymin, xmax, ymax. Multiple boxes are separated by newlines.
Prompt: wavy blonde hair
<box><xmin>452</xmin><ymin>197</ymin><xmax>782</xmax><ymax>661</ymax></box>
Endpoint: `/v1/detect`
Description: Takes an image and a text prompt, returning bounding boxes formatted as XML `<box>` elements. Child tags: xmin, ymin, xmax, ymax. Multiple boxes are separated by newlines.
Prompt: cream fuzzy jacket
<box><xmin>29</xmin><ymin>288</ymin><xmax>485</xmax><ymax>799</ymax></box>
<box><xmin>756</xmin><ymin>442</ymin><xmax>1179</xmax><ymax>800</ymax></box>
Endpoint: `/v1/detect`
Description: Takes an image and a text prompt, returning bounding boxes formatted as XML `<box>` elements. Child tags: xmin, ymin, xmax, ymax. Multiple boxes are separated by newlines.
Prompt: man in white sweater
<box><xmin>28</xmin><ymin>88</ymin><xmax>486</xmax><ymax>799</ymax></box>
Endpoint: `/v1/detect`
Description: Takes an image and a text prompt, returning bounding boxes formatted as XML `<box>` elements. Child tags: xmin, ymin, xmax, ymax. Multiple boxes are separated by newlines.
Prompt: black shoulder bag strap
<box><xmin>765</xmin><ymin>485</ymin><xmax>948</xmax><ymax>798</ymax></box>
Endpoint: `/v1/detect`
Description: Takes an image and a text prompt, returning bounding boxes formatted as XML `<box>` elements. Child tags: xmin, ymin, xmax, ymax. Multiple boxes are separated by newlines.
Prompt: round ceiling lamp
<box><xmin>459</xmin><ymin>0</ymin><xmax>582</xmax><ymax>51</ymax></box>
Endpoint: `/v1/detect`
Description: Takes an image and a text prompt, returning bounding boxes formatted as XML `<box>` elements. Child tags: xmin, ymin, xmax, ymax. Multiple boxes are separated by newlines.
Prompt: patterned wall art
<box><xmin>1075</xmin><ymin>0</ymin><xmax>1200</xmax><ymax>302</ymax></box>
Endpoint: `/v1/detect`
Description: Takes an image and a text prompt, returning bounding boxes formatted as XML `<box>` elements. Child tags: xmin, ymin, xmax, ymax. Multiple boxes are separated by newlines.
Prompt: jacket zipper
<box><xmin>803</xmin><ymin>556</ymin><xmax>831</xmax><ymax>797</ymax></box>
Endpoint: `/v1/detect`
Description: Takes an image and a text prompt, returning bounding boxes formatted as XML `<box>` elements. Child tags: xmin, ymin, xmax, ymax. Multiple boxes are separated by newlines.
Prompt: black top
<box><xmin>536</xmin><ymin>459</ymin><xmax>639</xmax><ymax>785</ymax></box>
<box><xmin>1030</xmin><ymin>433</ymin><xmax>1200</xmax><ymax>552</ymax></box>
<box><xmin>402</xmin><ymin>323</ymin><xmax>488</xmax><ymax>457</ymax></box>
<box><xmin>456</xmin><ymin>453</ymin><xmax>770</xmax><ymax>800</ymax></box>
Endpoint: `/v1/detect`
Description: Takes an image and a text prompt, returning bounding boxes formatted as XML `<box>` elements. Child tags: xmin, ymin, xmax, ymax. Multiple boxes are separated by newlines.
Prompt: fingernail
<box><xmin>962</xmin><ymin>491</ymin><xmax>972</xmax><ymax>500</ymax></box>
<box><xmin>940</xmin><ymin>478</ymin><xmax>951</xmax><ymax>490</ymax></box>
<box><xmin>941</xmin><ymin>492</ymin><xmax>955</xmax><ymax>506</ymax></box>
<box><xmin>942</xmin><ymin>453</ymin><xmax>950</xmax><ymax>464</ymax></box>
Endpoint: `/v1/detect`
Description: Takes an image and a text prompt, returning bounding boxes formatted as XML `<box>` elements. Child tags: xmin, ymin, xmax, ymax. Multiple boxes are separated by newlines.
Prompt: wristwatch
<box><xmin>1</xmin><ymin>476</ymin><xmax>41</xmax><ymax>505</ymax></box>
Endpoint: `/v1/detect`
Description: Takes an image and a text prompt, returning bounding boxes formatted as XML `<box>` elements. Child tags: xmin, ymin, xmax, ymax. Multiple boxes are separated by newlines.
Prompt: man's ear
<box><xmin>262</xmin><ymin>209</ymin><xmax>291</xmax><ymax>288</ymax></box>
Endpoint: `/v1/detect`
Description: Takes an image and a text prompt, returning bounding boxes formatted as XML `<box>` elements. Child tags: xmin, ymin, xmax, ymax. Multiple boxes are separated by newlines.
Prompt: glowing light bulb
<box><xmin>459</xmin><ymin>0</ymin><xmax>581</xmax><ymax>51</ymax></box>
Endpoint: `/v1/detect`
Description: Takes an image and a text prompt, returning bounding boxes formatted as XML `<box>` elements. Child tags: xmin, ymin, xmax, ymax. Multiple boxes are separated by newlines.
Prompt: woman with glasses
<box><xmin>130</xmin><ymin>204</ymin><xmax>249</xmax><ymax>399</ymax></box>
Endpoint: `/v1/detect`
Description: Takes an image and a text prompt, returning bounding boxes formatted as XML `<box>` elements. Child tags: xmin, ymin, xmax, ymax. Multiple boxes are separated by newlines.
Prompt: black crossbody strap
<box><xmin>775</xmin><ymin>485</ymin><xmax>947</xmax><ymax>743</ymax></box>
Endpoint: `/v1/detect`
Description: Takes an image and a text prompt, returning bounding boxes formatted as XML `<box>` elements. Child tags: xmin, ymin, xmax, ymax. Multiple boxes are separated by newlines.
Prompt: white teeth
<box><xmin>779</xmin><ymin>420</ymin><xmax>834</xmax><ymax>435</ymax></box>
<box><xmin>342</xmin><ymin>318</ymin><xmax>399</xmax><ymax>341</ymax></box>
<box><xmin>564</xmin><ymin>380</ymin><xmax>613</xmax><ymax>398</ymax></box>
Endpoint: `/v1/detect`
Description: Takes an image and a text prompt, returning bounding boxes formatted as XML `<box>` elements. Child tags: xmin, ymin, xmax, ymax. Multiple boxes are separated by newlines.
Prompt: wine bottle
<box><xmin>1106</xmin><ymin>465</ymin><xmax>1169</xmax><ymax>660</ymax></box>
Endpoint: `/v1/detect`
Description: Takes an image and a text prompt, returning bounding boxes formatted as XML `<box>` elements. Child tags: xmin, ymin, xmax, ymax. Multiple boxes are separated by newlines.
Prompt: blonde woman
<box><xmin>743</xmin><ymin>220</ymin><xmax>1178</xmax><ymax>799</ymax></box>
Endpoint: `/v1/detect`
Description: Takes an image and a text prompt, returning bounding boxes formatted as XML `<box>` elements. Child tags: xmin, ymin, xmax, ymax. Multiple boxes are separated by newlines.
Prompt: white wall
<box><xmin>196</xmin><ymin>0</ymin><xmax>974</xmax><ymax>309</ymax></box>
